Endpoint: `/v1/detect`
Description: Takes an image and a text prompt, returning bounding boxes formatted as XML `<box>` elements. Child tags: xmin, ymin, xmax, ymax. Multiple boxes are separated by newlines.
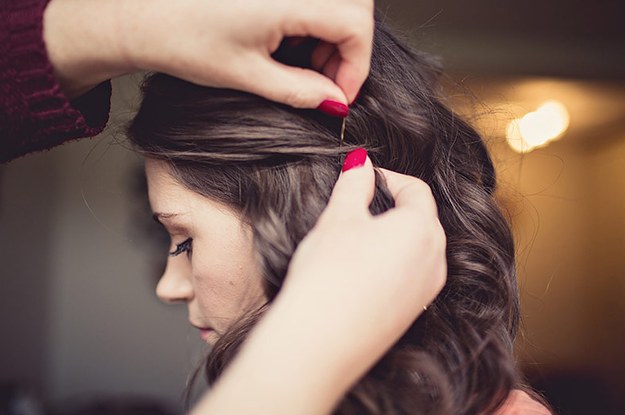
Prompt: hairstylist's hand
<box><xmin>44</xmin><ymin>0</ymin><xmax>372</xmax><ymax>109</ymax></box>
<box><xmin>282</xmin><ymin>148</ymin><xmax>447</xmax><ymax>377</ymax></box>
<box><xmin>193</xmin><ymin>149</ymin><xmax>446</xmax><ymax>415</ymax></box>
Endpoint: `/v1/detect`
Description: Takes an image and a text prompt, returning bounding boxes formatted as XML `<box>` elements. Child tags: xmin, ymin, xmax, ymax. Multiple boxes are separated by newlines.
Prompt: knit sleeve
<box><xmin>0</xmin><ymin>0</ymin><xmax>112</xmax><ymax>163</ymax></box>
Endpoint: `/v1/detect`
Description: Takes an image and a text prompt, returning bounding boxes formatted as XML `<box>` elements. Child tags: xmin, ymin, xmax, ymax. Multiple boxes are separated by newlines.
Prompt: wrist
<box><xmin>113</xmin><ymin>0</ymin><xmax>193</xmax><ymax>78</ymax></box>
<box><xmin>239</xmin><ymin>287</ymin><xmax>365</xmax><ymax>411</ymax></box>
<box><xmin>194</xmin><ymin>287</ymin><xmax>361</xmax><ymax>415</ymax></box>
<box><xmin>271</xmin><ymin>281</ymin><xmax>382</xmax><ymax>381</ymax></box>
<box><xmin>43</xmin><ymin>0</ymin><xmax>134</xmax><ymax>98</ymax></box>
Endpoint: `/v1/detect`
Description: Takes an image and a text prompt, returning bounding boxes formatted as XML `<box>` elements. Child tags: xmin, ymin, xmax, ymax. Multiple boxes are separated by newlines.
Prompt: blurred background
<box><xmin>1</xmin><ymin>1</ymin><xmax>624</xmax><ymax>414</ymax></box>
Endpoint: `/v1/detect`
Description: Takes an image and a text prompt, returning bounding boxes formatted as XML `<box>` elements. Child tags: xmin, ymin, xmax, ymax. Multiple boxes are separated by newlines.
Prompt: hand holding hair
<box><xmin>43</xmin><ymin>0</ymin><xmax>373</xmax><ymax>108</ymax></box>
<box><xmin>283</xmin><ymin>149</ymin><xmax>447</xmax><ymax>382</ymax></box>
<box><xmin>190</xmin><ymin>149</ymin><xmax>447</xmax><ymax>415</ymax></box>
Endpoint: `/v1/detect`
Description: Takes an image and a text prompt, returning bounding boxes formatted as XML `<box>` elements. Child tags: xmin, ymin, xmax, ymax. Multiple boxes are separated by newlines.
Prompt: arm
<box><xmin>192</xmin><ymin>151</ymin><xmax>447</xmax><ymax>414</ymax></box>
<box><xmin>1</xmin><ymin>0</ymin><xmax>373</xmax><ymax>162</ymax></box>
<box><xmin>44</xmin><ymin>0</ymin><xmax>373</xmax><ymax>106</ymax></box>
<box><xmin>0</xmin><ymin>0</ymin><xmax>111</xmax><ymax>163</ymax></box>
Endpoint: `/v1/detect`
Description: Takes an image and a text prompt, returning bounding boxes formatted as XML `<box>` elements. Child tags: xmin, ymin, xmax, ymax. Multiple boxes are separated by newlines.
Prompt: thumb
<box><xmin>242</xmin><ymin>54</ymin><xmax>348</xmax><ymax>109</ymax></box>
<box><xmin>324</xmin><ymin>148</ymin><xmax>375</xmax><ymax>218</ymax></box>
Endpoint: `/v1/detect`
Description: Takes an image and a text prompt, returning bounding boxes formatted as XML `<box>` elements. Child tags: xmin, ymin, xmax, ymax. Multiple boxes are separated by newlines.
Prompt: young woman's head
<box><xmin>129</xmin><ymin>18</ymin><xmax>521</xmax><ymax>415</ymax></box>
<box><xmin>145</xmin><ymin>157</ymin><xmax>267</xmax><ymax>344</ymax></box>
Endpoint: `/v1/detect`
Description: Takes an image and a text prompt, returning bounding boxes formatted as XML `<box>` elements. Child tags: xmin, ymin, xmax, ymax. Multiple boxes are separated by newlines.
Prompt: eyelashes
<box><xmin>169</xmin><ymin>238</ymin><xmax>192</xmax><ymax>257</ymax></box>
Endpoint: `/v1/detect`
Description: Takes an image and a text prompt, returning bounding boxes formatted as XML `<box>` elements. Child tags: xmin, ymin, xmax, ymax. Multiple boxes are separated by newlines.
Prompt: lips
<box><xmin>198</xmin><ymin>328</ymin><xmax>216</xmax><ymax>342</ymax></box>
<box><xmin>190</xmin><ymin>321</ymin><xmax>216</xmax><ymax>343</ymax></box>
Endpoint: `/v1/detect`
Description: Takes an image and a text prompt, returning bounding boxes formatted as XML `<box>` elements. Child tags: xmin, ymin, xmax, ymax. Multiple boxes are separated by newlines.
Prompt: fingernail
<box><xmin>342</xmin><ymin>148</ymin><xmax>367</xmax><ymax>172</ymax></box>
<box><xmin>317</xmin><ymin>100</ymin><xmax>349</xmax><ymax>118</ymax></box>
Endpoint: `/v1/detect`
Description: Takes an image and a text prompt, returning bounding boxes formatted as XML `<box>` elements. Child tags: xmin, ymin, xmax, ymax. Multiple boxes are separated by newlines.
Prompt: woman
<box><xmin>128</xmin><ymin>19</ymin><xmax>549</xmax><ymax>414</ymax></box>
<box><xmin>5</xmin><ymin>1</ymin><xmax>456</xmax><ymax>412</ymax></box>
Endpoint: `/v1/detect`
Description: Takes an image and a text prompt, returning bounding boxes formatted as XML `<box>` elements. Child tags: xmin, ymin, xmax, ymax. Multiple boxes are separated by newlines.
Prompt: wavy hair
<box><xmin>128</xmin><ymin>17</ymin><xmax>522</xmax><ymax>414</ymax></box>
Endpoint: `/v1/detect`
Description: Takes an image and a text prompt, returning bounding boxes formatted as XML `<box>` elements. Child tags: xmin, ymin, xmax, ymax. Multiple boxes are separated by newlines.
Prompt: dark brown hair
<box><xmin>129</xmin><ymin>18</ymin><xmax>523</xmax><ymax>415</ymax></box>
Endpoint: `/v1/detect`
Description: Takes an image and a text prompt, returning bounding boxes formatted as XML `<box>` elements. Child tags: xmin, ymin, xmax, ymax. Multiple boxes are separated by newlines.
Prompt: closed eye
<box><xmin>169</xmin><ymin>238</ymin><xmax>192</xmax><ymax>257</ymax></box>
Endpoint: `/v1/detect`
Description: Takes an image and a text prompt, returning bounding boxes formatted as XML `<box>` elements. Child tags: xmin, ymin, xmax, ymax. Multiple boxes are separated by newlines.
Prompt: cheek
<box><xmin>192</xmin><ymin>262</ymin><xmax>232</xmax><ymax>304</ymax></box>
<box><xmin>191</xmin><ymin>255</ymin><xmax>259</xmax><ymax>316</ymax></box>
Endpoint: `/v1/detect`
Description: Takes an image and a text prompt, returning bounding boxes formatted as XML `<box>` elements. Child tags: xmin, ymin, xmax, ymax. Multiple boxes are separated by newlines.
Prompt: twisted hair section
<box><xmin>129</xmin><ymin>17</ymin><xmax>521</xmax><ymax>414</ymax></box>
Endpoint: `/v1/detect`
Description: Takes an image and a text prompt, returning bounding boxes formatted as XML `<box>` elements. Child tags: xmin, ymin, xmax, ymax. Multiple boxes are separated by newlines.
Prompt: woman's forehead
<box><xmin>145</xmin><ymin>158</ymin><xmax>246</xmax><ymax>226</ymax></box>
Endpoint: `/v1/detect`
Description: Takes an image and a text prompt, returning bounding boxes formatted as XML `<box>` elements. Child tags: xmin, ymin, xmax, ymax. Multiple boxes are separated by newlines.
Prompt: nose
<box><xmin>156</xmin><ymin>258</ymin><xmax>194</xmax><ymax>304</ymax></box>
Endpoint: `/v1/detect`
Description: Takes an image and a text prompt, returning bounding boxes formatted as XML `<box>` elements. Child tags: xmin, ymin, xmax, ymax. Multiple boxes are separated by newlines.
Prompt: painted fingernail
<box><xmin>342</xmin><ymin>148</ymin><xmax>367</xmax><ymax>172</ymax></box>
<box><xmin>317</xmin><ymin>100</ymin><xmax>349</xmax><ymax>118</ymax></box>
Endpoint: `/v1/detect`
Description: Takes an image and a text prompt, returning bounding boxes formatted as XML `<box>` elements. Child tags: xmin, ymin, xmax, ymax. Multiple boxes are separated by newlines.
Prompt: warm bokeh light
<box><xmin>506</xmin><ymin>100</ymin><xmax>570</xmax><ymax>153</ymax></box>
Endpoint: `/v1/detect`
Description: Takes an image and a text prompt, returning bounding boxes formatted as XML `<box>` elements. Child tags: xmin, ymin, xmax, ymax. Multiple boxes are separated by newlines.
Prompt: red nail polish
<box><xmin>342</xmin><ymin>148</ymin><xmax>367</xmax><ymax>172</ymax></box>
<box><xmin>317</xmin><ymin>100</ymin><xmax>349</xmax><ymax>118</ymax></box>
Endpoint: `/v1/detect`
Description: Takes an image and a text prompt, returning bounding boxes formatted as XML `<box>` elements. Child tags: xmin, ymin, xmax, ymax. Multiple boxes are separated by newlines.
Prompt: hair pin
<box><xmin>340</xmin><ymin>117</ymin><xmax>346</xmax><ymax>147</ymax></box>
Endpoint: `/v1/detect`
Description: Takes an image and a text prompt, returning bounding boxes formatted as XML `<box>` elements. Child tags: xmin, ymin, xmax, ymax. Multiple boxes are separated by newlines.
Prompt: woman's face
<box><xmin>145</xmin><ymin>158</ymin><xmax>267</xmax><ymax>345</ymax></box>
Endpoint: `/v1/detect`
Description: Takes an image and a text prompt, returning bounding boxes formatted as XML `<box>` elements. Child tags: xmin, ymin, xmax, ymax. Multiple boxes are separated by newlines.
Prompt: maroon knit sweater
<box><xmin>0</xmin><ymin>0</ymin><xmax>112</xmax><ymax>163</ymax></box>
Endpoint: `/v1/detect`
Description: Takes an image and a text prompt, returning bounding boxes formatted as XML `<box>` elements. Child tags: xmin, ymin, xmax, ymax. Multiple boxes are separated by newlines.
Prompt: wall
<box><xmin>584</xmin><ymin>133</ymin><xmax>625</xmax><ymax>384</ymax></box>
<box><xmin>0</xmin><ymin>150</ymin><xmax>56</xmax><ymax>396</ymax></box>
<box><xmin>488</xmin><ymin>125</ymin><xmax>625</xmax><ymax>411</ymax></box>
<box><xmin>0</xmin><ymin>77</ymin><xmax>204</xmax><ymax>412</ymax></box>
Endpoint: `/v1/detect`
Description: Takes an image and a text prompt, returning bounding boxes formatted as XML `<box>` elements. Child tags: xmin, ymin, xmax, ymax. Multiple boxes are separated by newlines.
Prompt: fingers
<box><xmin>322</xmin><ymin>50</ymin><xmax>342</xmax><ymax>83</ymax></box>
<box><xmin>324</xmin><ymin>151</ymin><xmax>375</xmax><ymax>219</ymax></box>
<box><xmin>378</xmin><ymin>168</ymin><xmax>438</xmax><ymax>217</ymax></box>
<box><xmin>241</xmin><ymin>54</ymin><xmax>348</xmax><ymax>108</ymax></box>
<box><xmin>378</xmin><ymin>168</ymin><xmax>447</xmax><ymax>295</ymax></box>
<box><xmin>311</xmin><ymin>41</ymin><xmax>341</xmax><ymax>82</ymax></box>
<box><xmin>310</xmin><ymin>41</ymin><xmax>336</xmax><ymax>72</ymax></box>
<box><xmin>333</xmin><ymin>37</ymin><xmax>371</xmax><ymax>104</ymax></box>
<box><xmin>323</xmin><ymin>160</ymin><xmax>438</xmax><ymax>224</ymax></box>
<box><xmin>287</xmin><ymin>0</ymin><xmax>374</xmax><ymax>105</ymax></box>
<box><xmin>206</xmin><ymin>0</ymin><xmax>373</xmax><ymax>109</ymax></box>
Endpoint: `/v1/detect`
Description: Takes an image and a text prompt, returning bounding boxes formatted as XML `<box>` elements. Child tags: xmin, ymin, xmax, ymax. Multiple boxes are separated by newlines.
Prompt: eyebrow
<box><xmin>152</xmin><ymin>212</ymin><xmax>180</xmax><ymax>224</ymax></box>
<box><xmin>152</xmin><ymin>212</ymin><xmax>192</xmax><ymax>235</ymax></box>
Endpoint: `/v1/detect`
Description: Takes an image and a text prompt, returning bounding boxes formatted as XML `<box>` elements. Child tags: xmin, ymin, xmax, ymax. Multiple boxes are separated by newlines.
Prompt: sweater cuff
<box><xmin>1</xmin><ymin>0</ymin><xmax>112</xmax><ymax>163</ymax></box>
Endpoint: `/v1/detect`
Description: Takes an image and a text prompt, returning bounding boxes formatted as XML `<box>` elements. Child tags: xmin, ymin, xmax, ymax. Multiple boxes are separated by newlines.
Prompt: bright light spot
<box><xmin>506</xmin><ymin>100</ymin><xmax>570</xmax><ymax>153</ymax></box>
<box><xmin>506</xmin><ymin>120</ymin><xmax>531</xmax><ymax>153</ymax></box>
